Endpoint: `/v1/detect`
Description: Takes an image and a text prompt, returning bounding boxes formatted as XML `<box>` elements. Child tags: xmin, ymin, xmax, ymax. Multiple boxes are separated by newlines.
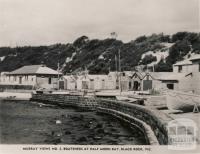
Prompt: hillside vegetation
<box><xmin>0</xmin><ymin>32</ymin><xmax>199</xmax><ymax>74</ymax></box>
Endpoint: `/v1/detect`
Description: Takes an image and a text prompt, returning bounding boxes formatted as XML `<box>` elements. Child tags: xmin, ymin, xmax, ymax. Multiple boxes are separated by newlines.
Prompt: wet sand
<box><xmin>0</xmin><ymin>100</ymin><xmax>147</xmax><ymax>145</ymax></box>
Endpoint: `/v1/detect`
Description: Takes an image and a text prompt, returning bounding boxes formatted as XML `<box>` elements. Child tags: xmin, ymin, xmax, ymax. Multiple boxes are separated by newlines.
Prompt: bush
<box><xmin>140</xmin><ymin>54</ymin><xmax>157</xmax><ymax>65</ymax></box>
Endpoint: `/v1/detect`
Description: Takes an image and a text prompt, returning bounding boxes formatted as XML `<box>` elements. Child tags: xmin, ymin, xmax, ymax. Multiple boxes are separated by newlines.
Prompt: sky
<box><xmin>0</xmin><ymin>0</ymin><xmax>199</xmax><ymax>46</ymax></box>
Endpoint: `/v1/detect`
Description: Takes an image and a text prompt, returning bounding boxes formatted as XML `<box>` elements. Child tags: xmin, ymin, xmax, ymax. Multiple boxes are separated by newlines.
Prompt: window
<box><xmin>178</xmin><ymin>66</ymin><xmax>182</xmax><ymax>73</ymax></box>
<box><xmin>167</xmin><ymin>84</ymin><xmax>174</xmax><ymax>90</ymax></box>
<box><xmin>48</xmin><ymin>78</ymin><xmax>51</xmax><ymax>84</ymax></box>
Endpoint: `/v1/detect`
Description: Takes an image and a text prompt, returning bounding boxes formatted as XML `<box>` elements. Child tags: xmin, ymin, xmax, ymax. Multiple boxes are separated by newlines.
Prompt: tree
<box><xmin>155</xmin><ymin>59</ymin><xmax>172</xmax><ymax>72</ymax></box>
<box><xmin>140</xmin><ymin>54</ymin><xmax>157</xmax><ymax>65</ymax></box>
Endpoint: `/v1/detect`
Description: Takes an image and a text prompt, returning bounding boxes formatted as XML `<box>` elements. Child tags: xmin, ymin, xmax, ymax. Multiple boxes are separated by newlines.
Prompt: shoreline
<box><xmin>0</xmin><ymin>100</ymin><xmax>147</xmax><ymax>145</ymax></box>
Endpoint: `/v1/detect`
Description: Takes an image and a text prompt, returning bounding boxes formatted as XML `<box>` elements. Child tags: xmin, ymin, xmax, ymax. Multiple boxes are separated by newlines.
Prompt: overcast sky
<box><xmin>0</xmin><ymin>0</ymin><xmax>199</xmax><ymax>46</ymax></box>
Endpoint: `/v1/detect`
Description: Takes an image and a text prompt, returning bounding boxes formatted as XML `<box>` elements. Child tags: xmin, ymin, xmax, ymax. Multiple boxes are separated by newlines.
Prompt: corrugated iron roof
<box><xmin>8</xmin><ymin>65</ymin><xmax>61</xmax><ymax>75</ymax></box>
<box><xmin>149</xmin><ymin>72</ymin><xmax>184</xmax><ymax>81</ymax></box>
<box><xmin>189</xmin><ymin>54</ymin><xmax>200</xmax><ymax>61</ymax></box>
<box><xmin>174</xmin><ymin>59</ymin><xmax>192</xmax><ymax>66</ymax></box>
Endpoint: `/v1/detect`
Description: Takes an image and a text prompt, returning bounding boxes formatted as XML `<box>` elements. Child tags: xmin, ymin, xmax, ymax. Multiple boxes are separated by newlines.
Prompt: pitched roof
<box><xmin>174</xmin><ymin>59</ymin><xmax>192</xmax><ymax>66</ymax></box>
<box><xmin>9</xmin><ymin>65</ymin><xmax>61</xmax><ymax>75</ymax></box>
<box><xmin>189</xmin><ymin>54</ymin><xmax>200</xmax><ymax>61</ymax></box>
<box><xmin>131</xmin><ymin>72</ymin><xmax>144</xmax><ymax>80</ymax></box>
<box><xmin>63</xmin><ymin>75</ymin><xmax>76</xmax><ymax>81</ymax></box>
<box><xmin>149</xmin><ymin>72</ymin><xmax>184</xmax><ymax>81</ymax></box>
<box><xmin>173</xmin><ymin>54</ymin><xmax>200</xmax><ymax>66</ymax></box>
<box><xmin>88</xmin><ymin>75</ymin><xmax>107</xmax><ymax>80</ymax></box>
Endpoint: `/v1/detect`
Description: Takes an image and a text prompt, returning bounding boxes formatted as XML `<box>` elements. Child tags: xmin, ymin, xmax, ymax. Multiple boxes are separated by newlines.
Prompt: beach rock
<box><xmin>52</xmin><ymin>138</ymin><xmax>62</xmax><ymax>144</ymax></box>
<box><xmin>44</xmin><ymin>138</ymin><xmax>62</xmax><ymax>144</ymax></box>
<box><xmin>65</xmin><ymin>131</ymin><xmax>72</xmax><ymax>135</ymax></box>
<box><xmin>107</xmin><ymin>139</ymin><xmax>118</xmax><ymax>144</ymax></box>
<box><xmin>70</xmin><ymin>115</ymin><xmax>84</xmax><ymax>121</ymax></box>
<box><xmin>56</xmin><ymin>120</ymin><xmax>62</xmax><ymax>124</ymax></box>
<box><xmin>83</xmin><ymin>124</ymin><xmax>90</xmax><ymax>129</ymax></box>
<box><xmin>93</xmin><ymin>136</ymin><xmax>102</xmax><ymax>140</ymax></box>
<box><xmin>110</xmin><ymin>128</ymin><xmax>118</xmax><ymax>132</ymax></box>
<box><xmin>87</xmin><ymin>133</ymin><xmax>95</xmax><ymax>138</ymax></box>
<box><xmin>95</xmin><ymin>123</ymin><xmax>103</xmax><ymax>128</ymax></box>
<box><xmin>51</xmin><ymin>131</ymin><xmax>55</xmax><ymax>136</ymax></box>
<box><xmin>77</xmin><ymin>136</ymin><xmax>87</xmax><ymax>142</ymax></box>
<box><xmin>96</xmin><ymin>128</ymin><xmax>105</xmax><ymax>134</ymax></box>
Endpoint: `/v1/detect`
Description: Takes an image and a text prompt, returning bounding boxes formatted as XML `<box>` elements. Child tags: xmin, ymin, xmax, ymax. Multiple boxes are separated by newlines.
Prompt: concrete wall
<box><xmin>173</xmin><ymin>63</ymin><xmax>199</xmax><ymax>73</ymax></box>
<box><xmin>178</xmin><ymin>72</ymin><xmax>200</xmax><ymax>94</ymax></box>
<box><xmin>0</xmin><ymin>84</ymin><xmax>34</xmax><ymax>91</ymax></box>
<box><xmin>104</xmin><ymin>80</ymin><xmax>116</xmax><ymax>90</ymax></box>
<box><xmin>0</xmin><ymin>75</ymin><xmax>58</xmax><ymax>89</ymax></box>
<box><xmin>36</xmin><ymin>77</ymin><xmax>57</xmax><ymax>89</ymax></box>
<box><xmin>31</xmin><ymin>94</ymin><xmax>173</xmax><ymax>145</ymax></box>
<box><xmin>192</xmin><ymin>72</ymin><xmax>200</xmax><ymax>94</ymax></box>
<box><xmin>0</xmin><ymin>75</ymin><xmax>36</xmax><ymax>85</ymax></box>
<box><xmin>64</xmin><ymin>79</ymin><xmax>76</xmax><ymax>90</ymax></box>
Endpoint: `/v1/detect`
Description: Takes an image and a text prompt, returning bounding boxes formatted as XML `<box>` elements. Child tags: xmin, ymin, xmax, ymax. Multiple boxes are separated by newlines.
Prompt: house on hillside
<box><xmin>173</xmin><ymin>55</ymin><xmax>200</xmax><ymax>73</ymax></box>
<box><xmin>144</xmin><ymin>55</ymin><xmax>200</xmax><ymax>94</ymax></box>
<box><xmin>0</xmin><ymin>65</ymin><xmax>62</xmax><ymax>89</ymax></box>
<box><xmin>173</xmin><ymin>55</ymin><xmax>200</xmax><ymax>94</ymax></box>
<box><xmin>150</xmin><ymin>72</ymin><xmax>182</xmax><ymax>91</ymax></box>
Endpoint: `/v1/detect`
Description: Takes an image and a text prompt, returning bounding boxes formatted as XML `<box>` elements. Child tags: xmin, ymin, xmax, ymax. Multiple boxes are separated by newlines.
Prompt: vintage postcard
<box><xmin>0</xmin><ymin>0</ymin><xmax>199</xmax><ymax>154</ymax></box>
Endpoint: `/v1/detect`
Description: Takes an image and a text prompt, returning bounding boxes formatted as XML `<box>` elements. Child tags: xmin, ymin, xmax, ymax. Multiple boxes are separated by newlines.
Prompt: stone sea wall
<box><xmin>0</xmin><ymin>84</ymin><xmax>34</xmax><ymax>91</ymax></box>
<box><xmin>31</xmin><ymin>94</ymin><xmax>173</xmax><ymax>145</ymax></box>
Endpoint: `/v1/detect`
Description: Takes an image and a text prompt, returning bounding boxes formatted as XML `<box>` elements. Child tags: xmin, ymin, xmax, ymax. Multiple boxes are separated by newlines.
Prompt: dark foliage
<box><xmin>140</xmin><ymin>54</ymin><xmax>157</xmax><ymax>65</ymax></box>
<box><xmin>0</xmin><ymin>32</ymin><xmax>199</xmax><ymax>74</ymax></box>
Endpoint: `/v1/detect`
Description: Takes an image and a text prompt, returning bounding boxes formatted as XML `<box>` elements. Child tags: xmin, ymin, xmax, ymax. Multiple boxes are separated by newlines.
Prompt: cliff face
<box><xmin>0</xmin><ymin>32</ymin><xmax>199</xmax><ymax>74</ymax></box>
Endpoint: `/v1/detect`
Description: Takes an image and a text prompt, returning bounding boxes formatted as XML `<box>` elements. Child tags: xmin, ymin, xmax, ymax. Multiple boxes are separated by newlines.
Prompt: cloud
<box><xmin>0</xmin><ymin>0</ymin><xmax>199</xmax><ymax>46</ymax></box>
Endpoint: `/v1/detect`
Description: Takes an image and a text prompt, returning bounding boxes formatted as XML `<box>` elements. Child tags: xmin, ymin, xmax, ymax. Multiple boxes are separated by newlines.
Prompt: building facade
<box><xmin>0</xmin><ymin>65</ymin><xmax>61</xmax><ymax>89</ymax></box>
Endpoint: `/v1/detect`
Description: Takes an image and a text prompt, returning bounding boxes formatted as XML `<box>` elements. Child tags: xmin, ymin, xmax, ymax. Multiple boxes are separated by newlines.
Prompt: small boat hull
<box><xmin>166</xmin><ymin>91</ymin><xmax>200</xmax><ymax>112</ymax></box>
<box><xmin>0</xmin><ymin>92</ymin><xmax>32</xmax><ymax>101</ymax></box>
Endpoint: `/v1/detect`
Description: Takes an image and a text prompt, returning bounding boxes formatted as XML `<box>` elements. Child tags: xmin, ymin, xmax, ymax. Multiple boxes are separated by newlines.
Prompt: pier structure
<box><xmin>31</xmin><ymin>94</ymin><xmax>173</xmax><ymax>145</ymax></box>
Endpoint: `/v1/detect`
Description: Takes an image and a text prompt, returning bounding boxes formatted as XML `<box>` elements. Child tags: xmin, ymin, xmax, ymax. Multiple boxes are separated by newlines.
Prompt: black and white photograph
<box><xmin>0</xmin><ymin>0</ymin><xmax>199</xmax><ymax>153</ymax></box>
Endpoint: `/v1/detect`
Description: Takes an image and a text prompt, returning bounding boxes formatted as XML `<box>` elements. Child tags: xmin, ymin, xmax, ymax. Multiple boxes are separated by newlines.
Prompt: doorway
<box><xmin>133</xmin><ymin>81</ymin><xmax>139</xmax><ymax>90</ymax></box>
<box><xmin>19</xmin><ymin>77</ymin><xmax>22</xmax><ymax>84</ymax></box>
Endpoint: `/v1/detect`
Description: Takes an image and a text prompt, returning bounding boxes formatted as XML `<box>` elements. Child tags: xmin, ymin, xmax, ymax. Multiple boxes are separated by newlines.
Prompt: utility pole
<box><xmin>118</xmin><ymin>49</ymin><xmax>122</xmax><ymax>94</ymax></box>
<box><xmin>57</xmin><ymin>62</ymin><xmax>60</xmax><ymax>79</ymax></box>
<box><xmin>115</xmin><ymin>54</ymin><xmax>119</xmax><ymax>90</ymax></box>
<box><xmin>57</xmin><ymin>51</ymin><xmax>61</xmax><ymax>89</ymax></box>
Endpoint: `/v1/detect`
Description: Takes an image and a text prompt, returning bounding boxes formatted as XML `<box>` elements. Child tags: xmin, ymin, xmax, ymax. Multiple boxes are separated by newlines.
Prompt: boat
<box><xmin>0</xmin><ymin>92</ymin><xmax>32</xmax><ymax>101</ymax></box>
<box><xmin>116</xmin><ymin>96</ymin><xmax>137</xmax><ymax>102</ymax></box>
<box><xmin>166</xmin><ymin>90</ymin><xmax>200</xmax><ymax>112</ymax></box>
<box><xmin>3</xmin><ymin>96</ymin><xmax>28</xmax><ymax>101</ymax></box>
